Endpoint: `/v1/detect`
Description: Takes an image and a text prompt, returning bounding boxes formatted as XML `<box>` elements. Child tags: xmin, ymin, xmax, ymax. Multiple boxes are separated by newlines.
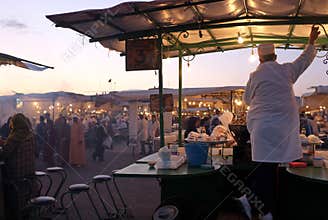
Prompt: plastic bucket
<box><xmin>184</xmin><ymin>143</ymin><xmax>209</xmax><ymax>166</ymax></box>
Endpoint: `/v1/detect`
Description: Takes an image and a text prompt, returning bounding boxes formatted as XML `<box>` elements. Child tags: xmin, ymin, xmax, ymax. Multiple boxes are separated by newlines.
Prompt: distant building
<box><xmin>301</xmin><ymin>85</ymin><xmax>328</xmax><ymax>111</ymax></box>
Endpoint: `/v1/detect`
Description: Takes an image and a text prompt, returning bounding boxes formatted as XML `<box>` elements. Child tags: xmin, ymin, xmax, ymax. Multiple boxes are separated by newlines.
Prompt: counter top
<box><xmin>286</xmin><ymin>167</ymin><xmax>328</xmax><ymax>183</ymax></box>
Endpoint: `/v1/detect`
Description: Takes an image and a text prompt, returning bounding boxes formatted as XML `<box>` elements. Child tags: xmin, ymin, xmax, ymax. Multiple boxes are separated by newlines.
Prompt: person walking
<box><xmin>148</xmin><ymin>114</ymin><xmax>159</xmax><ymax>153</ymax></box>
<box><xmin>44</xmin><ymin>113</ymin><xmax>55</xmax><ymax>166</ymax></box>
<box><xmin>55</xmin><ymin>115</ymin><xmax>70</xmax><ymax>165</ymax></box>
<box><xmin>69</xmin><ymin>116</ymin><xmax>86</xmax><ymax>167</ymax></box>
<box><xmin>137</xmin><ymin>114</ymin><xmax>148</xmax><ymax>155</ymax></box>
<box><xmin>35</xmin><ymin>115</ymin><xmax>47</xmax><ymax>159</ymax></box>
<box><xmin>241</xmin><ymin>26</ymin><xmax>320</xmax><ymax>220</ymax></box>
<box><xmin>93</xmin><ymin>122</ymin><xmax>107</xmax><ymax>162</ymax></box>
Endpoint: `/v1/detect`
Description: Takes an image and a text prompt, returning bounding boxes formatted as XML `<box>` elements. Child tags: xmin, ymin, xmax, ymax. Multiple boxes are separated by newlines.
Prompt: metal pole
<box><xmin>230</xmin><ymin>90</ymin><xmax>233</xmax><ymax>112</ymax></box>
<box><xmin>52</xmin><ymin>98</ymin><xmax>55</xmax><ymax>121</ymax></box>
<box><xmin>158</xmin><ymin>35</ymin><xmax>165</xmax><ymax>148</ymax></box>
<box><xmin>178</xmin><ymin>50</ymin><xmax>183</xmax><ymax>146</ymax></box>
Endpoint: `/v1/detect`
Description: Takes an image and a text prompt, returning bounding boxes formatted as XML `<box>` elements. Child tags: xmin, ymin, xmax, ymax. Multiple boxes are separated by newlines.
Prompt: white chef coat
<box><xmin>244</xmin><ymin>45</ymin><xmax>317</xmax><ymax>163</ymax></box>
<box><xmin>137</xmin><ymin>118</ymin><xmax>148</xmax><ymax>141</ymax></box>
<box><xmin>148</xmin><ymin>120</ymin><xmax>159</xmax><ymax>139</ymax></box>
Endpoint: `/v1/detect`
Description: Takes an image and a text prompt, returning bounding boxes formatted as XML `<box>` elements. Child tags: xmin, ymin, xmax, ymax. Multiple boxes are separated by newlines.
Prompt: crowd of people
<box><xmin>0</xmin><ymin>113</ymin><xmax>122</xmax><ymax>168</ymax></box>
<box><xmin>300</xmin><ymin>112</ymin><xmax>328</xmax><ymax>136</ymax></box>
<box><xmin>0</xmin><ymin>112</ymin><xmax>126</xmax><ymax>219</ymax></box>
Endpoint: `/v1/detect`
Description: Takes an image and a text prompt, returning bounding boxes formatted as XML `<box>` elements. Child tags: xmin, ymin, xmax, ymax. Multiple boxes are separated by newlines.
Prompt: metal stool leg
<box><xmin>112</xmin><ymin>175</ymin><xmax>128</xmax><ymax>216</ymax></box>
<box><xmin>86</xmin><ymin>191</ymin><xmax>102</xmax><ymax>220</ymax></box>
<box><xmin>36</xmin><ymin>178</ymin><xmax>43</xmax><ymax>196</ymax></box>
<box><xmin>105</xmin><ymin>181</ymin><xmax>119</xmax><ymax>214</ymax></box>
<box><xmin>44</xmin><ymin>174</ymin><xmax>53</xmax><ymax>196</ymax></box>
<box><xmin>70</xmin><ymin>193</ymin><xmax>82</xmax><ymax>220</ymax></box>
<box><xmin>36</xmin><ymin>175</ymin><xmax>53</xmax><ymax>196</ymax></box>
<box><xmin>55</xmin><ymin>170</ymin><xmax>67</xmax><ymax>198</ymax></box>
<box><xmin>94</xmin><ymin>182</ymin><xmax>111</xmax><ymax>219</ymax></box>
<box><xmin>47</xmin><ymin>167</ymin><xmax>67</xmax><ymax>199</ymax></box>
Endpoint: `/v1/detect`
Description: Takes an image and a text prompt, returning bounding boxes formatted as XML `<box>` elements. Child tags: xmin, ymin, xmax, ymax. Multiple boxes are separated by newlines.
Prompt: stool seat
<box><xmin>35</xmin><ymin>171</ymin><xmax>47</xmax><ymax>176</ymax></box>
<box><xmin>47</xmin><ymin>167</ymin><xmax>64</xmax><ymax>172</ymax></box>
<box><xmin>153</xmin><ymin>205</ymin><xmax>179</xmax><ymax>220</ymax></box>
<box><xmin>30</xmin><ymin>196</ymin><xmax>56</xmax><ymax>206</ymax></box>
<box><xmin>92</xmin><ymin>175</ymin><xmax>112</xmax><ymax>183</ymax></box>
<box><xmin>69</xmin><ymin>184</ymin><xmax>90</xmax><ymax>192</ymax></box>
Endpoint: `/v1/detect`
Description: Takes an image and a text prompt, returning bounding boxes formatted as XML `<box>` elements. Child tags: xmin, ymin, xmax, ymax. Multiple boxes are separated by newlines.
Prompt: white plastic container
<box><xmin>313</xmin><ymin>157</ymin><xmax>323</xmax><ymax>168</ymax></box>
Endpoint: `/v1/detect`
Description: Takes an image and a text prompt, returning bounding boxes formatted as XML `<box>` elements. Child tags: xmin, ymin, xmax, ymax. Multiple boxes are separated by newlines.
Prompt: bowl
<box><xmin>148</xmin><ymin>160</ymin><xmax>157</xmax><ymax>169</ymax></box>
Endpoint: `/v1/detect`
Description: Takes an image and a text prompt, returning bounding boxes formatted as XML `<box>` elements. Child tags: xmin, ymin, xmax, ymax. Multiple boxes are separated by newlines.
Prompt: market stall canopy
<box><xmin>0</xmin><ymin>53</ymin><xmax>54</xmax><ymax>71</ymax></box>
<box><xmin>46</xmin><ymin>0</ymin><xmax>328</xmax><ymax>58</ymax></box>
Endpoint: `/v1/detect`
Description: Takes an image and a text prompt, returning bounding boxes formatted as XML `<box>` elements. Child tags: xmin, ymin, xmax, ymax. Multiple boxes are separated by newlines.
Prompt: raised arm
<box><xmin>289</xmin><ymin>26</ymin><xmax>320</xmax><ymax>83</ymax></box>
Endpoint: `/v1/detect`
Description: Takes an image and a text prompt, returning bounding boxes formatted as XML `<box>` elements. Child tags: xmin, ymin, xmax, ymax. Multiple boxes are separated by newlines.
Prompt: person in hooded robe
<box><xmin>36</xmin><ymin>115</ymin><xmax>47</xmax><ymax>158</ymax></box>
<box><xmin>55</xmin><ymin>115</ymin><xmax>70</xmax><ymax>165</ymax></box>
<box><xmin>69</xmin><ymin>116</ymin><xmax>86</xmax><ymax>166</ymax></box>
<box><xmin>0</xmin><ymin>113</ymin><xmax>36</xmax><ymax>220</ymax></box>
<box><xmin>44</xmin><ymin>113</ymin><xmax>55</xmax><ymax>166</ymax></box>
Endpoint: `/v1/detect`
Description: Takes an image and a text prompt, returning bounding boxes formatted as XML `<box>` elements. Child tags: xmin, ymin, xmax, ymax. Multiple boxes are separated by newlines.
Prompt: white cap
<box><xmin>258</xmin><ymin>44</ymin><xmax>275</xmax><ymax>57</ymax></box>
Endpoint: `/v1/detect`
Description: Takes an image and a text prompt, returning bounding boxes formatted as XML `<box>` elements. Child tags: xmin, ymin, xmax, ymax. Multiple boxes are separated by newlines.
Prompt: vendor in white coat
<box><xmin>241</xmin><ymin>26</ymin><xmax>320</xmax><ymax>220</ymax></box>
<box><xmin>137</xmin><ymin>114</ymin><xmax>149</xmax><ymax>155</ymax></box>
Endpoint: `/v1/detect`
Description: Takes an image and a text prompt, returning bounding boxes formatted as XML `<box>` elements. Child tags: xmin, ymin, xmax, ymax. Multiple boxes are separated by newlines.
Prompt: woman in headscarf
<box><xmin>184</xmin><ymin>116</ymin><xmax>201</xmax><ymax>139</ymax></box>
<box><xmin>69</xmin><ymin>116</ymin><xmax>86</xmax><ymax>166</ymax></box>
<box><xmin>0</xmin><ymin>113</ymin><xmax>36</xmax><ymax>219</ymax></box>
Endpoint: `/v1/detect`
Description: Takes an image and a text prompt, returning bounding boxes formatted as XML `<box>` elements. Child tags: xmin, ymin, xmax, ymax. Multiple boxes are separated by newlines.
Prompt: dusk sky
<box><xmin>1</xmin><ymin>0</ymin><xmax>327</xmax><ymax>96</ymax></box>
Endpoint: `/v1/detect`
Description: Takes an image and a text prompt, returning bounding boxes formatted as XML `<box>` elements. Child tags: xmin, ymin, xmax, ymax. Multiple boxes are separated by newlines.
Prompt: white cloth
<box><xmin>102</xmin><ymin>136</ymin><xmax>112</xmax><ymax>148</ymax></box>
<box><xmin>210</xmin><ymin>125</ymin><xmax>228</xmax><ymax>139</ymax></box>
<box><xmin>244</xmin><ymin>45</ymin><xmax>317</xmax><ymax>163</ymax></box>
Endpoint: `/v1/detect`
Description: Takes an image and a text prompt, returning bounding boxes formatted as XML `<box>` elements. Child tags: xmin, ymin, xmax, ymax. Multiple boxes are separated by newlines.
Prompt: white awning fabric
<box><xmin>46</xmin><ymin>0</ymin><xmax>328</xmax><ymax>57</ymax></box>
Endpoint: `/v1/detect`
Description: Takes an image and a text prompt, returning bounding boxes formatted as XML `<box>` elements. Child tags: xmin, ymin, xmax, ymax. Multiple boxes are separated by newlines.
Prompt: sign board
<box><xmin>150</xmin><ymin>94</ymin><xmax>173</xmax><ymax>112</ymax></box>
<box><xmin>126</xmin><ymin>39</ymin><xmax>160</xmax><ymax>71</ymax></box>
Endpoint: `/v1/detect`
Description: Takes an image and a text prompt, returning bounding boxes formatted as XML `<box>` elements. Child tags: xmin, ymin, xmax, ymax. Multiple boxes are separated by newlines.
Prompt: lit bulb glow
<box><xmin>234</xmin><ymin>99</ymin><xmax>243</xmax><ymax>106</ymax></box>
<box><xmin>237</xmin><ymin>32</ymin><xmax>244</xmax><ymax>44</ymax></box>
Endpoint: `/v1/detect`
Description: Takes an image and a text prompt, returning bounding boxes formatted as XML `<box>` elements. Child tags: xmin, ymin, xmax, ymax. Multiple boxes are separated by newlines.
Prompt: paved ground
<box><xmin>35</xmin><ymin>139</ymin><xmax>161</xmax><ymax>220</ymax></box>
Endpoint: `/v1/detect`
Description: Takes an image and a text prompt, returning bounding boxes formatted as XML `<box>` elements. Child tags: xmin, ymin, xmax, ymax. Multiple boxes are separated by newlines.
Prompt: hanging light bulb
<box><xmin>237</xmin><ymin>32</ymin><xmax>244</xmax><ymax>44</ymax></box>
<box><xmin>186</xmin><ymin>61</ymin><xmax>191</xmax><ymax>74</ymax></box>
<box><xmin>248</xmin><ymin>48</ymin><xmax>257</xmax><ymax>63</ymax></box>
<box><xmin>198</xmin><ymin>29</ymin><xmax>203</xmax><ymax>38</ymax></box>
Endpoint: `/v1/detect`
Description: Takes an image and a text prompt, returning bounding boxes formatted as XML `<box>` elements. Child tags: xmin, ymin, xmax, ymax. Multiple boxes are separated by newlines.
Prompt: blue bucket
<box><xmin>184</xmin><ymin>143</ymin><xmax>209</xmax><ymax>167</ymax></box>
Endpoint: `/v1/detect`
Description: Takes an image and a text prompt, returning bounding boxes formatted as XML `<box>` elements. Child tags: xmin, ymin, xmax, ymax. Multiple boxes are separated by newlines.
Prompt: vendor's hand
<box><xmin>309</xmin><ymin>25</ymin><xmax>320</xmax><ymax>45</ymax></box>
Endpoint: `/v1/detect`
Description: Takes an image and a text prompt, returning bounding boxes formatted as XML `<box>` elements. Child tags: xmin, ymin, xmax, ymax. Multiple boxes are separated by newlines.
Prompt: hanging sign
<box><xmin>150</xmin><ymin>94</ymin><xmax>173</xmax><ymax>112</ymax></box>
<box><xmin>126</xmin><ymin>39</ymin><xmax>160</xmax><ymax>71</ymax></box>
